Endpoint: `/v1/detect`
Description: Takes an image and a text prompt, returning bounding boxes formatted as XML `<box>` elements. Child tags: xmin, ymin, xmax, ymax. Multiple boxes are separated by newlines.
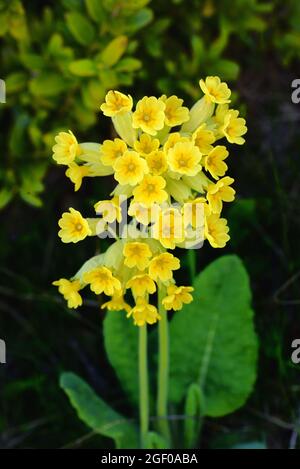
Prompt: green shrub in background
<box><xmin>0</xmin><ymin>0</ymin><xmax>152</xmax><ymax>208</ymax></box>
<box><xmin>1</xmin><ymin>0</ymin><xmax>299</xmax><ymax>209</ymax></box>
<box><xmin>143</xmin><ymin>0</ymin><xmax>273</xmax><ymax>99</ymax></box>
<box><xmin>273</xmin><ymin>0</ymin><xmax>300</xmax><ymax>64</ymax></box>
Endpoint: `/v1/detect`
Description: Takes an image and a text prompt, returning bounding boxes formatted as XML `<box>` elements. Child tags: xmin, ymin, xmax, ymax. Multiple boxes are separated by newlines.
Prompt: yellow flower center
<box><xmin>128</xmin><ymin>163</ymin><xmax>136</xmax><ymax>171</ymax></box>
<box><xmin>143</xmin><ymin>114</ymin><xmax>150</xmax><ymax>122</ymax></box>
<box><xmin>75</xmin><ymin>223</ymin><xmax>83</xmax><ymax>231</ymax></box>
<box><xmin>147</xmin><ymin>184</ymin><xmax>155</xmax><ymax>192</ymax></box>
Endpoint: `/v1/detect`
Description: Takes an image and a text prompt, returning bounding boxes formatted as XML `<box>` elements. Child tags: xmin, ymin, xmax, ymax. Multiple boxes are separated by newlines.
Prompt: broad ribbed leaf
<box><xmin>60</xmin><ymin>372</ymin><xmax>138</xmax><ymax>448</ymax></box>
<box><xmin>170</xmin><ymin>255</ymin><xmax>258</xmax><ymax>417</ymax></box>
<box><xmin>103</xmin><ymin>311</ymin><xmax>139</xmax><ymax>406</ymax></box>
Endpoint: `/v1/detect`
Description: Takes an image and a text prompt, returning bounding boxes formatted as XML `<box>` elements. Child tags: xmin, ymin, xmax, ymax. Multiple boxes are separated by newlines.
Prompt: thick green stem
<box><xmin>139</xmin><ymin>324</ymin><xmax>149</xmax><ymax>448</ymax></box>
<box><xmin>157</xmin><ymin>287</ymin><xmax>171</xmax><ymax>443</ymax></box>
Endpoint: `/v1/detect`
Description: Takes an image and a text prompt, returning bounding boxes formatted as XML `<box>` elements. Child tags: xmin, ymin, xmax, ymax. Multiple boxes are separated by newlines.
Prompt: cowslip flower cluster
<box><xmin>52</xmin><ymin>77</ymin><xmax>247</xmax><ymax>326</ymax></box>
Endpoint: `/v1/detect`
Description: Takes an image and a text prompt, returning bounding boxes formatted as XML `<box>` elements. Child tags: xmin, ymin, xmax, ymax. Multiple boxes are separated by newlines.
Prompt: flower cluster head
<box><xmin>52</xmin><ymin>77</ymin><xmax>247</xmax><ymax>326</ymax></box>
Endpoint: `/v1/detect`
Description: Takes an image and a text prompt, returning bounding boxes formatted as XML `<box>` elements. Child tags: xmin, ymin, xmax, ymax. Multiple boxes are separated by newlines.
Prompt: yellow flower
<box><xmin>168</xmin><ymin>141</ymin><xmax>202</xmax><ymax>176</ymax></box>
<box><xmin>101</xmin><ymin>290</ymin><xmax>131</xmax><ymax>314</ymax></box>
<box><xmin>199</xmin><ymin>76</ymin><xmax>231</xmax><ymax>104</ymax></box>
<box><xmin>127</xmin><ymin>297</ymin><xmax>161</xmax><ymax>326</ymax></box>
<box><xmin>126</xmin><ymin>274</ymin><xmax>156</xmax><ymax>297</ymax></box>
<box><xmin>182</xmin><ymin>197</ymin><xmax>208</xmax><ymax>229</ymax></box>
<box><xmin>58</xmin><ymin>208</ymin><xmax>91</xmax><ymax>243</ymax></box>
<box><xmin>160</xmin><ymin>95</ymin><xmax>189</xmax><ymax>127</ymax></box>
<box><xmin>123</xmin><ymin>241</ymin><xmax>152</xmax><ymax>271</ymax></box>
<box><xmin>134</xmin><ymin>133</ymin><xmax>160</xmax><ymax>156</ymax></box>
<box><xmin>114</xmin><ymin>151</ymin><xmax>148</xmax><ymax>186</ymax></box>
<box><xmin>162</xmin><ymin>285</ymin><xmax>194</xmax><ymax>311</ymax></box>
<box><xmin>100</xmin><ymin>138</ymin><xmax>127</xmax><ymax>167</ymax></box>
<box><xmin>163</xmin><ymin>132</ymin><xmax>189</xmax><ymax>153</ymax></box>
<box><xmin>204</xmin><ymin>145</ymin><xmax>229</xmax><ymax>180</ymax></box>
<box><xmin>83</xmin><ymin>266</ymin><xmax>121</xmax><ymax>295</ymax></box>
<box><xmin>207</xmin><ymin>176</ymin><xmax>235</xmax><ymax>213</ymax></box>
<box><xmin>133</xmin><ymin>175</ymin><xmax>168</xmax><ymax>207</ymax></box>
<box><xmin>221</xmin><ymin>109</ymin><xmax>247</xmax><ymax>145</ymax></box>
<box><xmin>52</xmin><ymin>130</ymin><xmax>81</xmax><ymax>165</ymax></box>
<box><xmin>205</xmin><ymin>213</ymin><xmax>230</xmax><ymax>248</ymax></box>
<box><xmin>52</xmin><ymin>278</ymin><xmax>83</xmax><ymax>309</ymax></box>
<box><xmin>100</xmin><ymin>90</ymin><xmax>133</xmax><ymax>117</ymax></box>
<box><xmin>65</xmin><ymin>163</ymin><xmax>91</xmax><ymax>191</ymax></box>
<box><xmin>94</xmin><ymin>196</ymin><xmax>122</xmax><ymax>223</ymax></box>
<box><xmin>146</xmin><ymin>150</ymin><xmax>168</xmax><ymax>175</ymax></box>
<box><xmin>149</xmin><ymin>252</ymin><xmax>180</xmax><ymax>282</ymax></box>
<box><xmin>128</xmin><ymin>201</ymin><xmax>161</xmax><ymax>225</ymax></box>
<box><xmin>132</xmin><ymin>96</ymin><xmax>165</xmax><ymax>135</ymax></box>
<box><xmin>152</xmin><ymin>208</ymin><xmax>185</xmax><ymax>249</ymax></box>
<box><xmin>192</xmin><ymin>123</ymin><xmax>215</xmax><ymax>155</ymax></box>
<box><xmin>213</xmin><ymin>104</ymin><xmax>230</xmax><ymax>136</ymax></box>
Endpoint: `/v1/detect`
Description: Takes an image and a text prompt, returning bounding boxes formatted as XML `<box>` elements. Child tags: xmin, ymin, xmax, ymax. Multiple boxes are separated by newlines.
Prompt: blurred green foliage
<box><xmin>2</xmin><ymin>0</ymin><xmax>300</xmax><ymax>208</ymax></box>
<box><xmin>143</xmin><ymin>0</ymin><xmax>273</xmax><ymax>98</ymax></box>
<box><xmin>0</xmin><ymin>0</ymin><xmax>152</xmax><ymax>207</ymax></box>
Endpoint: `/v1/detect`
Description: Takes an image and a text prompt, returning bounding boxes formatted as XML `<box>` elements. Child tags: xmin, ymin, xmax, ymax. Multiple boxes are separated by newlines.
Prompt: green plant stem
<box><xmin>157</xmin><ymin>287</ymin><xmax>171</xmax><ymax>443</ymax></box>
<box><xmin>139</xmin><ymin>324</ymin><xmax>149</xmax><ymax>448</ymax></box>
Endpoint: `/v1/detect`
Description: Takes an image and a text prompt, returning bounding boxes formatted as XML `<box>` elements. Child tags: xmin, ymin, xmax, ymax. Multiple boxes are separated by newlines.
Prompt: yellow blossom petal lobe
<box><xmin>58</xmin><ymin>208</ymin><xmax>91</xmax><ymax>243</ymax></box>
<box><xmin>83</xmin><ymin>266</ymin><xmax>121</xmax><ymax>295</ymax></box>
<box><xmin>53</xmin><ymin>278</ymin><xmax>83</xmax><ymax>309</ymax></box>
<box><xmin>149</xmin><ymin>252</ymin><xmax>180</xmax><ymax>283</ymax></box>
<box><xmin>199</xmin><ymin>76</ymin><xmax>231</xmax><ymax>104</ymax></box>
<box><xmin>133</xmin><ymin>175</ymin><xmax>168</xmax><ymax>207</ymax></box>
<box><xmin>123</xmin><ymin>241</ymin><xmax>152</xmax><ymax>271</ymax></box>
<box><xmin>114</xmin><ymin>151</ymin><xmax>148</xmax><ymax>186</ymax></box>
<box><xmin>100</xmin><ymin>90</ymin><xmax>133</xmax><ymax>117</ymax></box>
<box><xmin>132</xmin><ymin>96</ymin><xmax>165</xmax><ymax>136</ymax></box>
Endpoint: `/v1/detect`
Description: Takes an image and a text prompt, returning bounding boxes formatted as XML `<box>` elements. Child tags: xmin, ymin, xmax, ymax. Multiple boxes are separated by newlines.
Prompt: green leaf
<box><xmin>9</xmin><ymin>113</ymin><xmax>29</xmax><ymax>157</ymax></box>
<box><xmin>169</xmin><ymin>255</ymin><xmax>258</xmax><ymax>417</ymax></box>
<box><xmin>47</xmin><ymin>33</ymin><xmax>63</xmax><ymax>54</ymax></box>
<box><xmin>69</xmin><ymin>59</ymin><xmax>97</xmax><ymax>77</ymax></box>
<box><xmin>29</xmin><ymin>73</ymin><xmax>69</xmax><ymax>97</ymax></box>
<box><xmin>102</xmin><ymin>0</ymin><xmax>150</xmax><ymax>15</ymax></box>
<box><xmin>0</xmin><ymin>12</ymin><xmax>9</xmax><ymax>36</ymax></box>
<box><xmin>213</xmin><ymin>59</ymin><xmax>239</xmax><ymax>81</ymax></box>
<box><xmin>115</xmin><ymin>57</ymin><xmax>142</xmax><ymax>72</ymax></box>
<box><xmin>19</xmin><ymin>191</ymin><xmax>42</xmax><ymax>207</ymax></box>
<box><xmin>60</xmin><ymin>372</ymin><xmax>138</xmax><ymax>449</ymax></box>
<box><xmin>103</xmin><ymin>310</ymin><xmax>139</xmax><ymax>406</ymax></box>
<box><xmin>145</xmin><ymin>432</ymin><xmax>169</xmax><ymax>449</ymax></box>
<box><xmin>98</xmin><ymin>69</ymin><xmax>118</xmax><ymax>89</ymax></box>
<box><xmin>20</xmin><ymin>53</ymin><xmax>45</xmax><ymax>71</ymax></box>
<box><xmin>66</xmin><ymin>11</ymin><xmax>96</xmax><ymax>45</ymax></box>
<box><xmin>5</xmin><ymin>72</ymin><xmax>27</xmax><ymax>93</ymax></box>
<box><xmin>81</xmin><ymin>80</ymin><xmax>106</xmax><ymax>110</ymax></box>
<box><xmin>183</xmin><ymin>384</ymin><xmax>205</xmax><ymax>448</ymax></box>
<box><xmin>99</xmin><ymin>36</ymin><xmax>128</xmax><ymax>67</ymax></box>
<box><xmin>19</xmin><ymin>163</ymin><xmax>46</xmax><ymax>207</ymax></box>
<box><xmin>62</xmin><ymin>0</ymin><xmax>82</xmax><ymax>9</ymax></box>
<box><xmin>125</xmin><ymin>8</ymin><xmax>153</xmax><ymax>33</ymax></box>
<box><xmin>0</xmin><ymin>188</ymin><xmax>14</xmax><ymax>209</ymax></box>
<box><xmin>85</xmin><ymin>0</ymin><xmax>105</xmax><ymax>22</ymax></box>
